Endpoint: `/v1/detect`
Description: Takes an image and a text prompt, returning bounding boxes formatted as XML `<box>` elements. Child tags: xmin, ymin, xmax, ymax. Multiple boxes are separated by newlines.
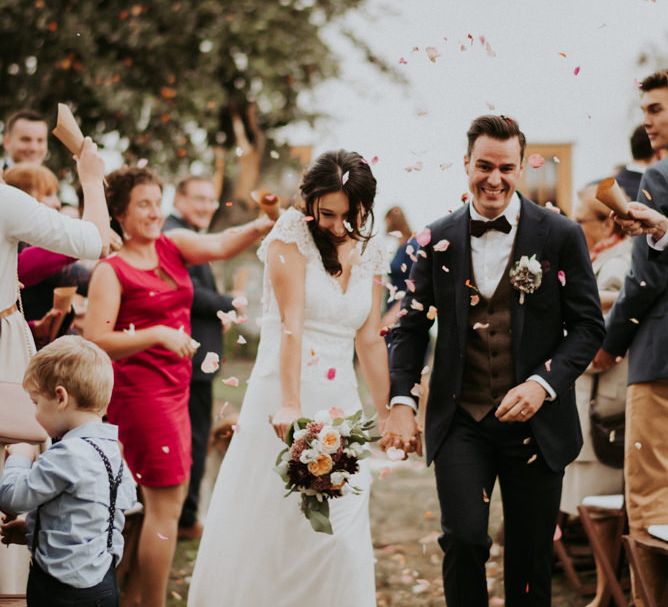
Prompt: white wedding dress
<box><xmin>188</xmin><ymin>208</ymin><xmax>386</xmax><ymax>607</ymax></box>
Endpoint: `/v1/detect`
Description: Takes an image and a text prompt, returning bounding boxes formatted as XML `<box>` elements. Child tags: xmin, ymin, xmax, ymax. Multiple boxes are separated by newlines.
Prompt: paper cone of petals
<box><xmin>595</xmin><ymin>177</ymin><xmax>630</xmax><ymax>219</ymax></box>
<box><xmin>251</xmin><ymin>189</ymin><xmax>281</xmax><ymax>221</ymax></box>
<box><xmin>52</xmin><ymin>103</ymin><xmax>85</xmax><ymax>155</ymax></box>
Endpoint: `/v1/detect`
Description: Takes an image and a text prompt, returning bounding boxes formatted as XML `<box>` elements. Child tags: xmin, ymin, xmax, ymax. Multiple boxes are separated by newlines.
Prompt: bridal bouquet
<box><xmin>274</xmin><ymin>408</ymin><xmax>377</xmax><ymax>534</ymax></box>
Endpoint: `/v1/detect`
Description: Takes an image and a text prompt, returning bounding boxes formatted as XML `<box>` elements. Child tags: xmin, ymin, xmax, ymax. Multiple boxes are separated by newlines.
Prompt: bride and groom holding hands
<box><xmin>187</xmin><ymin>114</ymin><xmax>605</xmax><ymax>607</ymax></box>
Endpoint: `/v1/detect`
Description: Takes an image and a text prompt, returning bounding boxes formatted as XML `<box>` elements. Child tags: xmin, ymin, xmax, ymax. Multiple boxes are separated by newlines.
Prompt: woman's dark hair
<box><xmin>385</xmin><ymin>206</ymin><xmax>412</xmax><ymax>242</ymax></box>
<box><xmin>105</xmin><ymin>167</ymin><xmax>163</xmax><ymax>238</ymax></box>
<box><xmin>299</xmin><ymin>149</ymin><xmax>376</xmax><ymax>276</ymax></box>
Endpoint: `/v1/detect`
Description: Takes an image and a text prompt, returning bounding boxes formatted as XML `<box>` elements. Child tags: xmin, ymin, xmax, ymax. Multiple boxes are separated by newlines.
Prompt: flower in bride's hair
<box><xmin>318</xmin><ymin>427</ymin><xmax>341</xmax><ymax>454</ymax></box>
<box><xmin>307</xmin><ymin>453</ymin><xmax>333</xmax><ymax>477</ymax></box>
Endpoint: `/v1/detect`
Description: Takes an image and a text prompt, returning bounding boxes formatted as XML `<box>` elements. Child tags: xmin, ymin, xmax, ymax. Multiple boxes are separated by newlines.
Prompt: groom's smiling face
<box><xmin>465</xmin><ymin>135</ymin><xmax>524</xmax><ymax>219</ymax></box>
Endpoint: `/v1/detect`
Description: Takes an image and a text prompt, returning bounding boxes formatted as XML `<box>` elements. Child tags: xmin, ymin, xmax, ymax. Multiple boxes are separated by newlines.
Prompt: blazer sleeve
<box><xmin>529</xmin><ymin>222</ymin><xmax>605</xmax><ymax>396</ymax></box>
<box><xmin>189</xmin><ymin>267</ymin><xmax>235</xmax><ymax>317</ymax></box>
<box><xmin>389</xmin><ymin>230</ymin><xmax>436</xmax><ymax>399</ymax></box>
<box><xmin>603</xmin><ymin>167</ymin><xmax>668</xmax><ymax>356</ymax></box>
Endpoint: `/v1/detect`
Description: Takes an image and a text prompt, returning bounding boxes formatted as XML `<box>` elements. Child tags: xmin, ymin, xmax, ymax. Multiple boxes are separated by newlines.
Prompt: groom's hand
<box><xmin>496</xmin><ymin>380</ymin><xmax>547</xmax><ymax>423</ymax></box>
<box><xmin>379</xmin><ymin>405</ymin><xmax>423</xmax><ymax>456</ymax></box>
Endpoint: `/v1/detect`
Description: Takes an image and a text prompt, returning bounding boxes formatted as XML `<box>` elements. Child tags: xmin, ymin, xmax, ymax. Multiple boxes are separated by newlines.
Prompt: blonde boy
<box><xmin>0</xmin><ymin>336</ymin><xmax>136</xmax><ymax>607</ymax></box>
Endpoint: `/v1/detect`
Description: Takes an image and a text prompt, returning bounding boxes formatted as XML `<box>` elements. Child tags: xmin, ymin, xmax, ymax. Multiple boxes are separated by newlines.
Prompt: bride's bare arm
<box><xmin>355</xmin><ymin>280</ymin><xmax>390</xmax><ymax>428</ymax></box>
<box><xmin>267</xmin><ymin>239</ymin><xmax>306</xmax><ymax>441</ymax></box>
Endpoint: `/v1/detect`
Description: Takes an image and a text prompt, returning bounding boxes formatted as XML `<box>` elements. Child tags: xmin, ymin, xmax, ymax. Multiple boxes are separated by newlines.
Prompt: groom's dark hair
<box><xmin>640</xmin><ymin>69</ymin><xmax>668</xmax><ymax>92</ymax></box>
<box><xmin>466</xmin><ymin>114</ymin><xmax>526</xmax><ymax>159</ymax></box>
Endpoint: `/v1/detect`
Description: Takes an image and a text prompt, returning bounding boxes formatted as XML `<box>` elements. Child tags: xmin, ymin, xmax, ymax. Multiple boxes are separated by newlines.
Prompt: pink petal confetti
<box><xmin>640</xmin><ymin>281</ymin><xmax>647</xmax><ymax>287</ymax></box>
<box><xmin>417</xmin><ymin>249</ymin><xmax>427</xmax><ymax>259</ymax></box>
<box><xmin>482</xmin><ymin>488</ymin><xmax>490</xmax><ymax>503</ymax></box>
<box><xmin>425</xmin><ymin>46</ymin><xmax>441</xmax><ymax>63</ymax></box>
<box><xmin>523</xmin><ymin>437</ymin><xmax>532</xmax><ymax>445</ymax></box>
<box><xmin>528</xmin><ymin>153</ymin><xmax>545</xmax><ymax>169</ymax></box>
<box><xmin>485</xmin><ymin>101</ymin><xmax>496</xmax><ymax>111</ymax></box>
<box><xmin>527</xmin><ymin>454</ymin><xmax>538</xmax><ymax>464</ymax></box>
<box><xmin>342</xmin><ymin>170</ymin><xmax>350</xmax><ymax>185</ymax></box>
<box><xmin>400</xmin><ymin>263</ymin><xmax>408</xmax><ymax>273</ymax></box>
<box><xmin>416</xmin><ymin>227</ymin><xmax>432</xmax><ymax>247</ymax></box>
<box><xmin>441</xmin><ymin>265</ymin><xmax>450</xmax><ymax>273</ymax></box>
<box><xmin>201</xmin><ymin>352</ymin><xmax>220</xmax><ymax>373</ymax></box>
<box><xmin>553</xmin><ymin>156</ymin><xmax>560</xmax><ymax>164</ymax></box>
<box><xmin>405</xmin><ymin>279</ymin><xmax>416</xmax><ymax>293</ymax></box>
<box><xmin>388</xmin><ymin>230</ymin><xmax>403</xmax><ymax>239</ymax></box>
<box><xmin>432</xmin><ymin>239</ymin><xmax>450</xmax><ymax>252</ymax></box>
<box><xmin>421</xmin><ymin>365</ymin><xmax>430</xmax><ymax>375</ymax></box>
<box><xmin>461</xmin><ymin>192</ymin><xmax>470</xmax><ymax>203</ymax></box>
<box><xmin>399</xmin><ymin>56</ymin><xmax>408</xmax><ymax>65</ymax></box>
<box><xmin>329</xmin><ymin>406</ymin><xmax>345</xmax><ymax>419</ymax></box>
<box><xmin>642</xmin><ymin>189</ymin><xmax>652</xmax><ymax>201</ymax></box>
<box><xmin>123</xmin><ymin>323</ymin><xmax>135</xmax><ymax>335</ymax></box>
<box><xmin>439</xmin><ymin>162</ymin><xmax>453</xmax><ymax>171</ymax></box>
<box><xmin>557</xmin><ymin>270</ymin><xmax>566</xmax><ymax>286</ymax></box>
<box><xmin>379</xmin><ymin>466</ymin><xmax>393</xmax><ymax>481</ymax></box>
<box><xmin>634</xmin><ymin>441</ymin><xmax>642</xmax><ymax>449</ymax></box>
<box><xmin>232</xmin><ymin>423</ymin><xmax>240</xmax><ymax>433</ymax></box>
<box><xmin>343</xmin><ymin>220</ymin><xmax>354</xmax><ymax>233</ymax></box>
<box><xmin>426</xmin><ymin>305</ymin><xmax>438</xmax><ymax>320</ymax></box>
<box><xmin>379</xmin><ymin>326</ymin><xmax>389</xmax><ymax>337</ymax></box>
<box><xmin>545</xmin><ymin>359</ymin><xmax>552</xmax><ymax>372</ymax></box>
<box><xmin>630</xmin><ymin>318</ymin><xmax>640</xmax><ymax>324</ymax></box>
<box><xmin>485</xmin><ymin>41</ymin><xmax>496</xmax><ymax>57</ymax></box>
<box><xmin>279</xmin><ymin>254</ymin><xmax>286</xmax><ymax>264</ymax></box>
<box><xmin>410</xmin><ymin>383</ymin><xmax>423</xmax><ymax>398</ymax></box>
<box><xmin>232</xmin><ymin>295</ymin><xmax>248</xmax><ymax>309</ymax></box>
<box><xmin>222</xmin><ymin>376</ymin><xmax>240</xmax><ymax>387</ymax></box>
<box><xmin>386</xmin><ymin>446</ymin><xmax>406</xmax><ymax>461</ymax></box>
<box><xmin>467</xmin><ymin>33</ymin><xmax>474</xmax><ymax>44</ymax></box>
<box><xmin>237</xmin><ymin>335</ymin><xmax>247</xmax><ymax>345</ymax></box>
<box><xmin>161</xmin><ymin>446</ymin><xmax>170</xmax><ymax>454</ymax></box>
<box><xmin>326</xmin><ymin>367</ymin><xmax>336</xmax><ymax>380</ymax></box>
<box><xmin>406</xmin><ymin>245</ymin><xmax>415</xmax><ymax>256</ymax></box>
<box><xmin>303</xmin><ymin>215</ymin><xmax>314</xmax><ymax>222</ymax></box>
<box><xmin>157</xmin><ymin>532</ymin><xmax>169</xmax><ymax>540</ymax></box>
<box><xmin>470</xmin><ymin>294</ymin><xmax>480</xmax><ymax>306</ymax></box>
<box><xmin>573</xmin><ymin>66</ymin><xmax>581</xmax><ymax>76</ymax></box>
<box><xmin>473</xmin><ymin>322</ymin><xmax>489</xmax><ymax>330</ymax></box>
<box><xmin>558</xmin><ymin>51</ymin><xmax>568</xmax><ymax>58</ymax></box>
<box><xmin>404</xmin><ymin>161</ymin><xmax>423</xmax><ymax>173</ymax></box>
<box><xmin>553</xmin><ymin>524</ymin><xmax>562</xmax><ymax>541</ymax></box>
<box><xmin>137</xmin><ymin>158</ymin><xmax>149</xmax><ymax>168</ymax></box>
<box><xmin>398</xmin><ymin>309</ymin><xmax>408</xmax><ymax>318</ymax></box>
<box><xmin>410</xmin><ymin>300</ymin><xmax>424</xmax><ymax>311</ymax></box>
<box><xmin>371</xmin><ymin>155</ymin><xmax>379</xmax><ymax>165</ymax></box>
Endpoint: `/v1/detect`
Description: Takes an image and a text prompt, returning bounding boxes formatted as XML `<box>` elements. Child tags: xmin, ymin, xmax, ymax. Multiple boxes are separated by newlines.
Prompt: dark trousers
<box><xmin>27</xmin><ymin>561</ymin><xmax>118</xmax><ymax>607</ymax></box>
<box><xmin>179</xmin><ymin>380</ymin><xmax>213</xmax><ymax>528</ymax></box>
<box><xmin>433</xmin><ymin>407</ymin><xmax>563</xmax><ymax>607</ymax></box>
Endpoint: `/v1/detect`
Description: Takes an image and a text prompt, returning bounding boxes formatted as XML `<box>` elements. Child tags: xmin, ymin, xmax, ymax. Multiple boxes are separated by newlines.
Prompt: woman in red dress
<box><xmin>84</xmin><ymin>167</ymin><xmax>273</xmax><ymax>607</ymax></box>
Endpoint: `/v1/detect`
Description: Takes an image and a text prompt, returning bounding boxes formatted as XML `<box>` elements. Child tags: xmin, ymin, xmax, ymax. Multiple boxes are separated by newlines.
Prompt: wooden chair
<box><xmin>577</xmin><ymin>495</ymin><xmax>627</xmax><ymax>607</ymax></box>
<box><xmin>623</xmin><ymin>532</ymin><xmax>668</xmax><ymax>607</ymax></box>
<box><xmin>0</xmin><ymin>596</ymin><xmax>26</xmax><ymax>607</ymax></box>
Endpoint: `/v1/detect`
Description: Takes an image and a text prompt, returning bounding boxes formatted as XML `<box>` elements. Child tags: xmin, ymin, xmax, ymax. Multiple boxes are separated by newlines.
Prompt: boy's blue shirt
<box><xmin>0</xmin><ymin>421</ymin><xmax>137</xmax><ymax>588</ymax></box>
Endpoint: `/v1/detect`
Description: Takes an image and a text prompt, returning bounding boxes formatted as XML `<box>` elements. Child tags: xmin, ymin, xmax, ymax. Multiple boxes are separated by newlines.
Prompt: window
<box><xmin>519</xmin><ymin>143</ymin><xmax>573</xmax><ymax>216</ymax></box>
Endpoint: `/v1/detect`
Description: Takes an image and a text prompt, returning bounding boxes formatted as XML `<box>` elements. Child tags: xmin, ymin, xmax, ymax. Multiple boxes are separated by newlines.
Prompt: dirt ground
<box><xmin>165</xmin><ymin>359</ymin><xmax>591</xmax><ymax>606</ymax></box>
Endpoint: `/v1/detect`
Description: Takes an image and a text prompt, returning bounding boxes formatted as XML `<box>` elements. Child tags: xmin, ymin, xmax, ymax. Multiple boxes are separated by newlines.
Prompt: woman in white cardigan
<box><xmin>0</xmin><ymin>138</ymin><xmax>110</xmax><ymax>593</ymax></box>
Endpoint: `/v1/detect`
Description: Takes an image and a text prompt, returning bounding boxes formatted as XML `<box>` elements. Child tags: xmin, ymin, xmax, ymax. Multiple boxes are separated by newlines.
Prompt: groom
<box><xmin>384</xmin><ymin>115</ymin><xmax>605</xmax><ymax>606</ymax></box>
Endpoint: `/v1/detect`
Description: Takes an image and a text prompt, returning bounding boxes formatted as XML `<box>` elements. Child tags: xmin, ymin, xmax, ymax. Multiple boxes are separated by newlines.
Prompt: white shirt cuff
<box><xmin>389</xmin><ymin>396</ymin><xmax>419</xmax><ymax>414</ymax></box>
<box><xmin>528</xmin><ymin>374</ymin><xmax>556</xmax><ymax>401</ymax></box>
<box><xmin>647</xmin><ymin>231</ymin><xmax>668</xmax><ymax>251</ymax></box>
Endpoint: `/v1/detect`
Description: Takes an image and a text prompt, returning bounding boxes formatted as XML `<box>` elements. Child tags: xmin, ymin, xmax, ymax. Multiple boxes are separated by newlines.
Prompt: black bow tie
<box><xmin>470</xmin><ymin>215</ymin><xmax>512</xmax><ymax>238</ymax></box>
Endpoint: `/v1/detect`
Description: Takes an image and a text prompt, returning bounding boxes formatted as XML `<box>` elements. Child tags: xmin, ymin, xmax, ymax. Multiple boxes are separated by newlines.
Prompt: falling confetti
<box><xmin>527</xmin><ymin>454</ymin><xmax>538</xmax><ymax>464</ymax></box>
<box><xmin>473</xmin><ymin>322</ymin><xmax>489</xmax><ymax>330</ymax></box>
<box><xmin>557</xmin><ymin>270</ymin><xmax>566</xmax><ymax>286</ymax></box>
<box><xmin>237</xmin><ymin>335</ymin><xmax>247</xmax><ymax>345</ymax></box>
<box><xmin>279</xmin><ymin>254</ymin><xmax>286</xmax><ymax>264</ymax></box>
<box><xmin>232</xmin><ymin>295</ymin><xmax>248</xmax><ymax>309</ymax></box>
<box><xmin>416</xmin><ymin>228</ymin><xmax>432</xmax><ymax>247</ymax></box>
<box><xmin>640</xmin><ymin>281</ymin><xmax>647</xmax><ymax>287</ymax></box>
<box><xmin>405</xmin><ymin>161</ymin><xmax>423</xmax><ymax>173</ymax></box>
<box><xmin>425</xmin><ymin>46</ymin><xmax>441</xmax><ymax>63</ymax></box>
<box><xmin>630</xmin><ymin>318</ymin><xmax>640</xmax><ymax>324</ymax></box>
<box><xmin>470</xmin><ymin>294</ymin><xmax>480</xmax><ymax>306</ymax></box>
<box><xmin>371</xmin><ymin>155</ymin><xmax>379</xmax><ymax>165</ymax></box>
<box><xmin>399</xmin><ymin>56</ymin><xmax>408</xmax><ymax>65</ymax></box>
<box><xmin>386</xmin><ymin>447</ymin><xmax>406</xmax><ymax>461</ymax></box>
<box><xmin>342</xmin><ymin>171</ymin><xmax>350</xmax><ymax>185</ymax></box>
<box><xmin>161</xmin><ymin>446</ymin><xmax>170</xmax><ymax>454</ymax></box>
<box><xmin>426</xmin><ymin>305</ymin><xmax>438</xmax><ymax>320</ymax></box>
<box><xmin>326</xmin><ymin>368</ymin><xmax>336</xmax><ymax>380</ymax></box>
<box><xmin>410</xmin><ymin>300</ymin><xmax>424</xmax><ymax>311</ymax></box>
<box><xmin>528</xmin><ymin>153</ymin><xmax>545</xmax><ymax>169</ymax></box>
<box><xmin>482</xmin><ymin>488</ymin><xmax>490</xmax><ymax>503</ymax></box>
<box><xmin>201</xmin><ymin>352</ymin><xmax>220</xmax><ymax>373</ymax></box>
<box><xmin>433</xmin><ymin>239</ymin><xmax>450</xmax><ymax>252</ymax></box>
<box><xmin>634</xmin><ymin>441</ymin><xmax>642</xmax><ymax>450</ymax></box>
<box><xmin>553</xmin><ymin>156</ymin><xmax>560</xmax><ymax>164</ymax></box>
<box><xmin>642</xmin><ymin>189</ymin><xmax>652</xmax><ymax>201</ymax></box>
<box><xmin>222</xmin><ymin>376</ymin><xmax>240</xmax><ymax>387</ymax></box>
<box><xmin>400</xmin><ymin>263</ymin><xmax>407</xmax><ymax>273</ymax></box>
<box><xmin>523</xmin><ymin>437</ymin><xmax>532</xmax><ymax>445</ymax></box>
<box><xmin>439</xmin><ymin>162</ymin><xmax>453</xmax><ymax>171</ymax></box>
<box><xmin>461</xmin><ymin>192</ymin><xmax>470</xmax><ymax>203</ymax></box>
<box><xmin>558</xmin><ymin>51</ymin><xmax>568</xmax><ymax>58</ymax></box>
<box><xmin>545</xmin><ymin>359</ymin><xmax>552</xmax><ymax>372</ymax></box>
<box><xmin>485</xmin><ymin>101</ymin><xmax>496</xmax><ymax>111</ymax></box>
<box><xmin>123</xmin><ymin>323</ymin><xmax>135</xmax><ymax>335</ymax></box>
<box><xmin>405</xmin><ymin>279</ymin><xmax>416</xmax><ymax>293</ymax></box>
<box><xmin>421</xmin><ymin>366</ymin><xmax>430</xmax><ymax>375</ymax></box>
<box><xmin>389</xmin><ymin>230</ymin><xmax>403</xmax><ymax>239</ymax></box>
<box><xmin>343</xmin><ymin>220</ymin><xmax>354</xmax><ymax>233</ymax></box>
<box><xmin>442</xmin><ymin>265</ymin><xmax>450</xmax><ymax>273</ymax></box>
<box><xmin>157</xmin><ymin>532</ymin><xmax>169</xmax><ymax>540</ymax></box>
<box><xmin>270</xmin><ymin>150</ymin><xmax>280</xmax><ymax>159</ymax></box>
<box><xmin>573</xmin><ymin>66</ymin><xmax>581</xmax><ymax>76</ymax></box>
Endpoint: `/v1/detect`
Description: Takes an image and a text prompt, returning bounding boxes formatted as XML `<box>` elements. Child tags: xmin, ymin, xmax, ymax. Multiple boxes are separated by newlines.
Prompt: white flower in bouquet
<box><xmin>337</xmin><ymin>420</ymin><xmax>352</xmax><ymax>437</ymax></box>
<box><xmin>317</xmin><ymin>427</ymin><xmax>341</xmax><ymax>454</ymax></box>
<box><xmin>330</xmin><ymin>471</ymin><xmax>349</xmax><ymax>487</ymax></box>
<box><xmin>344</xmin><ymin>442</ymin><xmax>366</xmax><ymax>458</ymax></box>
<box><xmin>299</xmin><ymin>448</ymin><xmax>320</xmax><ymax>464</ymax></box>
<box><xmin>293</xmin><ymin>429</ymin><xmax>308</xmax><ymax>441</ymax></box>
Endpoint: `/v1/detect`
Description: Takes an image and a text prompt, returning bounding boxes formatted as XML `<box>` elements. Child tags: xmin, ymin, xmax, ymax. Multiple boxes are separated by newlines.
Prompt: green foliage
<box><xmin>0</xmin><ymin>0</ymin><xmax>397</xmax><ymax>175</ymax></box>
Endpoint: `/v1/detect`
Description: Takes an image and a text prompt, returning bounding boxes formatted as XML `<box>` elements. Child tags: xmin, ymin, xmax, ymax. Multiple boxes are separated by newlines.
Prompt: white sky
<box><xmin>280</xmin><ymin>0</ymin><xmax>668</xmax><ymax>229</ymax></box>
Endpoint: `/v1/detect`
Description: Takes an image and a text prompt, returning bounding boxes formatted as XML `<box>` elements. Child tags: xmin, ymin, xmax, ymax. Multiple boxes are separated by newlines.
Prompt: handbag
<box><xmin>0</xmin><ymin>276</ymin><xmax>47</xmax><ymax>445</ymax></box>
<box><xmin>589</xmin><ymin>375</ymin><xmax>625</xmax><ymax>469</ymax></box>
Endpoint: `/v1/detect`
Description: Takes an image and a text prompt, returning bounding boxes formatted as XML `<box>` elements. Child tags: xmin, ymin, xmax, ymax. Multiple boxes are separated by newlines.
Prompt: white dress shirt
<box><xmin>391</xmin><ymin>193</ymin><xmax>555</xmax><ymax>413</ymax></box>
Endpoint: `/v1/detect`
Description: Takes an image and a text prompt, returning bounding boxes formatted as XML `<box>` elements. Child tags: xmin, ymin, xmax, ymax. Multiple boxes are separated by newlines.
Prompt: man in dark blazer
<box><xmin>615</xmin><ymin>124</ymin><xmax>655</xmax><ymax>201</ymax></box>
<box><xmin>163</xmin><ymin>175</ymin><xmax>236</xmax><ymax>538</ymax></box>
<box><xmin>595</xmin><ymin>69</ymin><xmax>668</xmax><ymax>605</ymax></box>
<box><xmin>383</xmin><ymin>115</ymin><xmax>605</xmax><ymax>607</ymax></box>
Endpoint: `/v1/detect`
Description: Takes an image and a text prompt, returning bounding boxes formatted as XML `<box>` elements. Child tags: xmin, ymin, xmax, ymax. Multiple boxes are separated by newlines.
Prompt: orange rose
<box><xmin>307</xmin><ymin>453</ymin><xmax>333</xmax><ymax>477</ymax></box>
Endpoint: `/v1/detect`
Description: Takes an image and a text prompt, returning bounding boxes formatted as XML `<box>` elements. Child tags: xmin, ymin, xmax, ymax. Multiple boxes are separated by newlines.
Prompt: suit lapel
<box><xmin>446</xmin><ymin>206</ymin><xmax>472</xmax><ymax>353</ymax></box>
<box><xmin>510</xmin><ymin>196</ymin><xmax>548</xmax><ymax>366</ymax></box>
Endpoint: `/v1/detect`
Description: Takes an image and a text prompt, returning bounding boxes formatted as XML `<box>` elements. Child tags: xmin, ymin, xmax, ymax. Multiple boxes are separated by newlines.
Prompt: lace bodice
<box><xmin>252</xmin><ymin>208</ymin><xmax>387</xmax><ymax>385</ymax></box>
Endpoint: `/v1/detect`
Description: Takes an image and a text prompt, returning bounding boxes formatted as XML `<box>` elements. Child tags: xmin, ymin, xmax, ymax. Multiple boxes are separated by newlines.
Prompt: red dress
<box><xmin>102</xmin><ymin>234</ymin><xmax>194</xmax><ymax>487</ymax></box>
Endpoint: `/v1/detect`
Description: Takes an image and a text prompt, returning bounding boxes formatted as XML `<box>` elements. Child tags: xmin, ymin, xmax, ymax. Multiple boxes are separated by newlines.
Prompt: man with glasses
<box><xmin>164</xmin><ymin>176</ymin><xmax>236</xmax><ymax>539</ymax></box>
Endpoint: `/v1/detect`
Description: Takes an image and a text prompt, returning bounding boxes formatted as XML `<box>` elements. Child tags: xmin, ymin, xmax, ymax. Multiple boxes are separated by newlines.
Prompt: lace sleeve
<box><xmin>362</xmin><ymin>234</ymin><xmax>390</xmax><ymax>276</ymax></box>
<box><xmin>257</xmin><ymin>208</ymin><xmax>314</xmax><ymax>262</ymax></box>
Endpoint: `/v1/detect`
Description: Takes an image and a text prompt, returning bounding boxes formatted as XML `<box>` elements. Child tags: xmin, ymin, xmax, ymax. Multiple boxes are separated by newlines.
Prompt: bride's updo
<box><xmin>300</xmin><ymin>149</ymin><xmax>376</xmax><ymax>276</ymax></box>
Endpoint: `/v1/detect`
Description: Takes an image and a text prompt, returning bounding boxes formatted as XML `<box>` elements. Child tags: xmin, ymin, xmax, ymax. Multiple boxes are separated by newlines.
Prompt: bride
<box><xmin>188</xmin><ymin>150</ymin><xmax>393</xmax><ymax>606</ymax></box>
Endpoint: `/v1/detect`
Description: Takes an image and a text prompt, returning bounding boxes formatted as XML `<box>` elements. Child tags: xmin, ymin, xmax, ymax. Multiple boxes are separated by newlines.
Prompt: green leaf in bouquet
<box><xmin>302</xmin><ymin>495</ymin><xmax>333</xmax><ymax>535</ymax></box>
<box><xmin>275</xmin><ymin>447</ymin><xmax>289</xmax><ymax>467</ymax></box>
<box><xmin>285</xmin><ymin>418</ymin><xmax>309</xmax><ymax>445</ymax></box>
<box><xmin>348</xmin><ymin>410</ymin><xmax>363</xmax><ymax>424</ymax></box>
<box><xmin>356</xmin><ymin>448</ymin><xmax>372</xmax><ymax>460</ymax></box>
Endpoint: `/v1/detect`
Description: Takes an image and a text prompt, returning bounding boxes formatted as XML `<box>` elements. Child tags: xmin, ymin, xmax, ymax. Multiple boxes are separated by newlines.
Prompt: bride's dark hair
<box><xmin>299</xmin><ymin>149</ymin><xmax>376</xmax><ymax>276</ymax></box>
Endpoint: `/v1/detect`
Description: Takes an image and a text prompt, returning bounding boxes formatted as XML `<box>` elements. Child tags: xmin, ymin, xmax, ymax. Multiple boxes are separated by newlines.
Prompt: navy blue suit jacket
<box><xmin>389</xmin><ymin>196</ymin><xmax>605</xmax><ymax>471</ymax></box>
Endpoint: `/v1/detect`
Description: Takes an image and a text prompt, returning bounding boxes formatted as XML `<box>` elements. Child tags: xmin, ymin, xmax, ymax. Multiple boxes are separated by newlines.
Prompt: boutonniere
<box><xmin>509</xmin><ymin>254</ymin><xmax>542</xmax><ymax>304</ymax></box>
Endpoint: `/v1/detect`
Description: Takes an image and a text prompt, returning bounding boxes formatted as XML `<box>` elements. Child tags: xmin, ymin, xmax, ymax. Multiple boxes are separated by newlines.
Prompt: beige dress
<box><xmin>560</xmin><ymin>238</ymin><xmax>632</xmax><ymax>515</ymax></box>
<box><xmin>0</xmin><ymin>184</ymin><xmax>101</xmax><ymax>592</ymax></box>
